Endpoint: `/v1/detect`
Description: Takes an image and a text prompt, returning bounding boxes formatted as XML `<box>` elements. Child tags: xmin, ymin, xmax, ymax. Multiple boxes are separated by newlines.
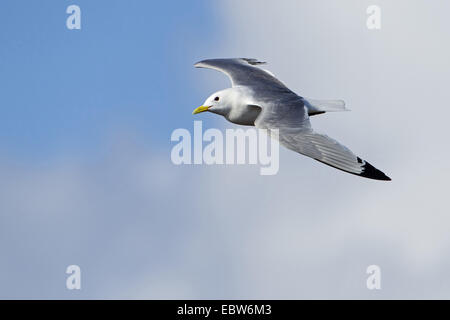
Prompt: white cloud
<box><xmin>2</xmin><ymin>0</ymin><xmax>450</xmax><ymax>299</ymax></box>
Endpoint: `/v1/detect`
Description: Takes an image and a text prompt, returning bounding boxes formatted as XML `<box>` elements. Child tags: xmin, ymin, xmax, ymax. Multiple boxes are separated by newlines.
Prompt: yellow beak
<box><xmin>192</xmin><ymin>105</ymin><xmax>210</xmax><ymax>115</ymax></box>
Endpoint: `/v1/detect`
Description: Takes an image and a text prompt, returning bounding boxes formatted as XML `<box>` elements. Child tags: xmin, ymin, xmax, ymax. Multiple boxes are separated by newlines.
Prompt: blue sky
<box><xmin>0</xmin><ymin>0</ymin><xmax>222</xmax><ymax>161</ymax></box>
<box><xmin>2</xmin><ymin>0</ymin><xmax>450</xmax><ymax>299</ymax></box>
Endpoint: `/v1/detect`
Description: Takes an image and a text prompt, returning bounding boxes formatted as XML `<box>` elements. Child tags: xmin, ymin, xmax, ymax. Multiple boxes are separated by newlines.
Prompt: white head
<box><xmin>192</xmin><ymin>88</ymin><xmax>235</xmax><ymax>117</ymax></box>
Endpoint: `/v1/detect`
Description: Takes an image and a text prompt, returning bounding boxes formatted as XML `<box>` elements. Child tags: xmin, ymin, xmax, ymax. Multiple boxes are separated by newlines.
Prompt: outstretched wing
<box><xmin>194</xmin><ymin>58</ymin><xmax>289</xmax><ymax>90</ymax></box>
<box><xmin>255</xmin><ymin>107</ymin><xmax>391</xmax><ymax>181</ymax></box>
<box><xmin>282</xmin><ymin>129</ymin><xmax>390</xmax><ymax>180</ymax></box>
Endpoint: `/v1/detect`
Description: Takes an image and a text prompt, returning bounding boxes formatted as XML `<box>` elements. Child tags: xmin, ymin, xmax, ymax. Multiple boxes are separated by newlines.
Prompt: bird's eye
<box><xmin>214</xmin><ymin>97</ymin><xmax>219</xmax><ymax>101</ymax></box>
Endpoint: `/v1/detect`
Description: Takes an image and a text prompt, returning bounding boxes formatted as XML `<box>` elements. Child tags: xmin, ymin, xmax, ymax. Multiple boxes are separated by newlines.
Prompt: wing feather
<box><xmin>194</xmin><ymin>58</ymin><xmax>288</xmax><ymax>89</ymax></box>
<box><xmin>255</xmin><ymin>110</ymin><xmax>390</xmax><ymax>180</ymax></box>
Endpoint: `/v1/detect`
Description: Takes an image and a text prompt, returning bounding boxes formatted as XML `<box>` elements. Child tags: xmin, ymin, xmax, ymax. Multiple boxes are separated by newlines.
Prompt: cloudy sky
<box><xmin>1</xmin><ymin>0</ymin><xmax>450</xmax><ymax>299</ymax></box>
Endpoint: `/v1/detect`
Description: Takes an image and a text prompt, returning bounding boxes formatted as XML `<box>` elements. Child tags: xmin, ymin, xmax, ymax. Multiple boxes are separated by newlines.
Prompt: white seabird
<box><xmin>193</xmin><ymin>58</ymin><xmax>390</xmax><ymax>181</ymax></box>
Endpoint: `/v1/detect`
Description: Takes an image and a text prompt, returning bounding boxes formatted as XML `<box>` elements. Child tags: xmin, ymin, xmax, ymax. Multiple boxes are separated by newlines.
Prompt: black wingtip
<box><xmin>357</xmin><ymin>157</ymin><xmax>391</xmax><ymax>181</ymax></box>
<box><xmin>241</xmin><ymin>58</ymin><xmax>267</xmax><ymax>65</ymax></box>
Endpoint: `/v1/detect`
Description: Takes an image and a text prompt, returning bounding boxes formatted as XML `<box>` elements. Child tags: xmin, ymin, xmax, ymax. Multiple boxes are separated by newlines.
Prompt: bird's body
<box><xmin>193</xmin><ymin>58</ymin><xmax>391</xmax><ymax>181</ymax></box>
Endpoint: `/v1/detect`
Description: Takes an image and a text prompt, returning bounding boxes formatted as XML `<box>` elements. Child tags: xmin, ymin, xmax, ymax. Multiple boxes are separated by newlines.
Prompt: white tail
<box><xmin>303</xmin><ymin>98</ymin><xmax>349</xmax><ymax>116</ymax></box>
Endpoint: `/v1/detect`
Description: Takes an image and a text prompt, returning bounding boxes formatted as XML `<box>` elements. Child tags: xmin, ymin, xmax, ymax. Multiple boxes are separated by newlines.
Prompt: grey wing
<box><xmin>255</xmin><ymin>104</ymin><xmax>391</xmax><ymax>181</ymax></box>
<box><xmin>194</xmin><ymin>58</ymin><xmax>289</xmax><ymax>90</ymax></box>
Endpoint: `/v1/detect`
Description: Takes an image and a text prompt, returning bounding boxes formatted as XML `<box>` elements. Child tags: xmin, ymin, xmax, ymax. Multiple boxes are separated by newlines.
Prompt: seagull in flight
<box><xmin>193</xmin><ymin>58</ymin><xmax>391</xmax><ymax>181</ymax></box>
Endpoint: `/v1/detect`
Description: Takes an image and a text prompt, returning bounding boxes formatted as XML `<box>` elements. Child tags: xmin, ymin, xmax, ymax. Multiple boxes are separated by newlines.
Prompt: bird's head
<box><xmin>193</xmin><ymin>88</ymin><xmax>234</xmax><ymax>117</ymax></box>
